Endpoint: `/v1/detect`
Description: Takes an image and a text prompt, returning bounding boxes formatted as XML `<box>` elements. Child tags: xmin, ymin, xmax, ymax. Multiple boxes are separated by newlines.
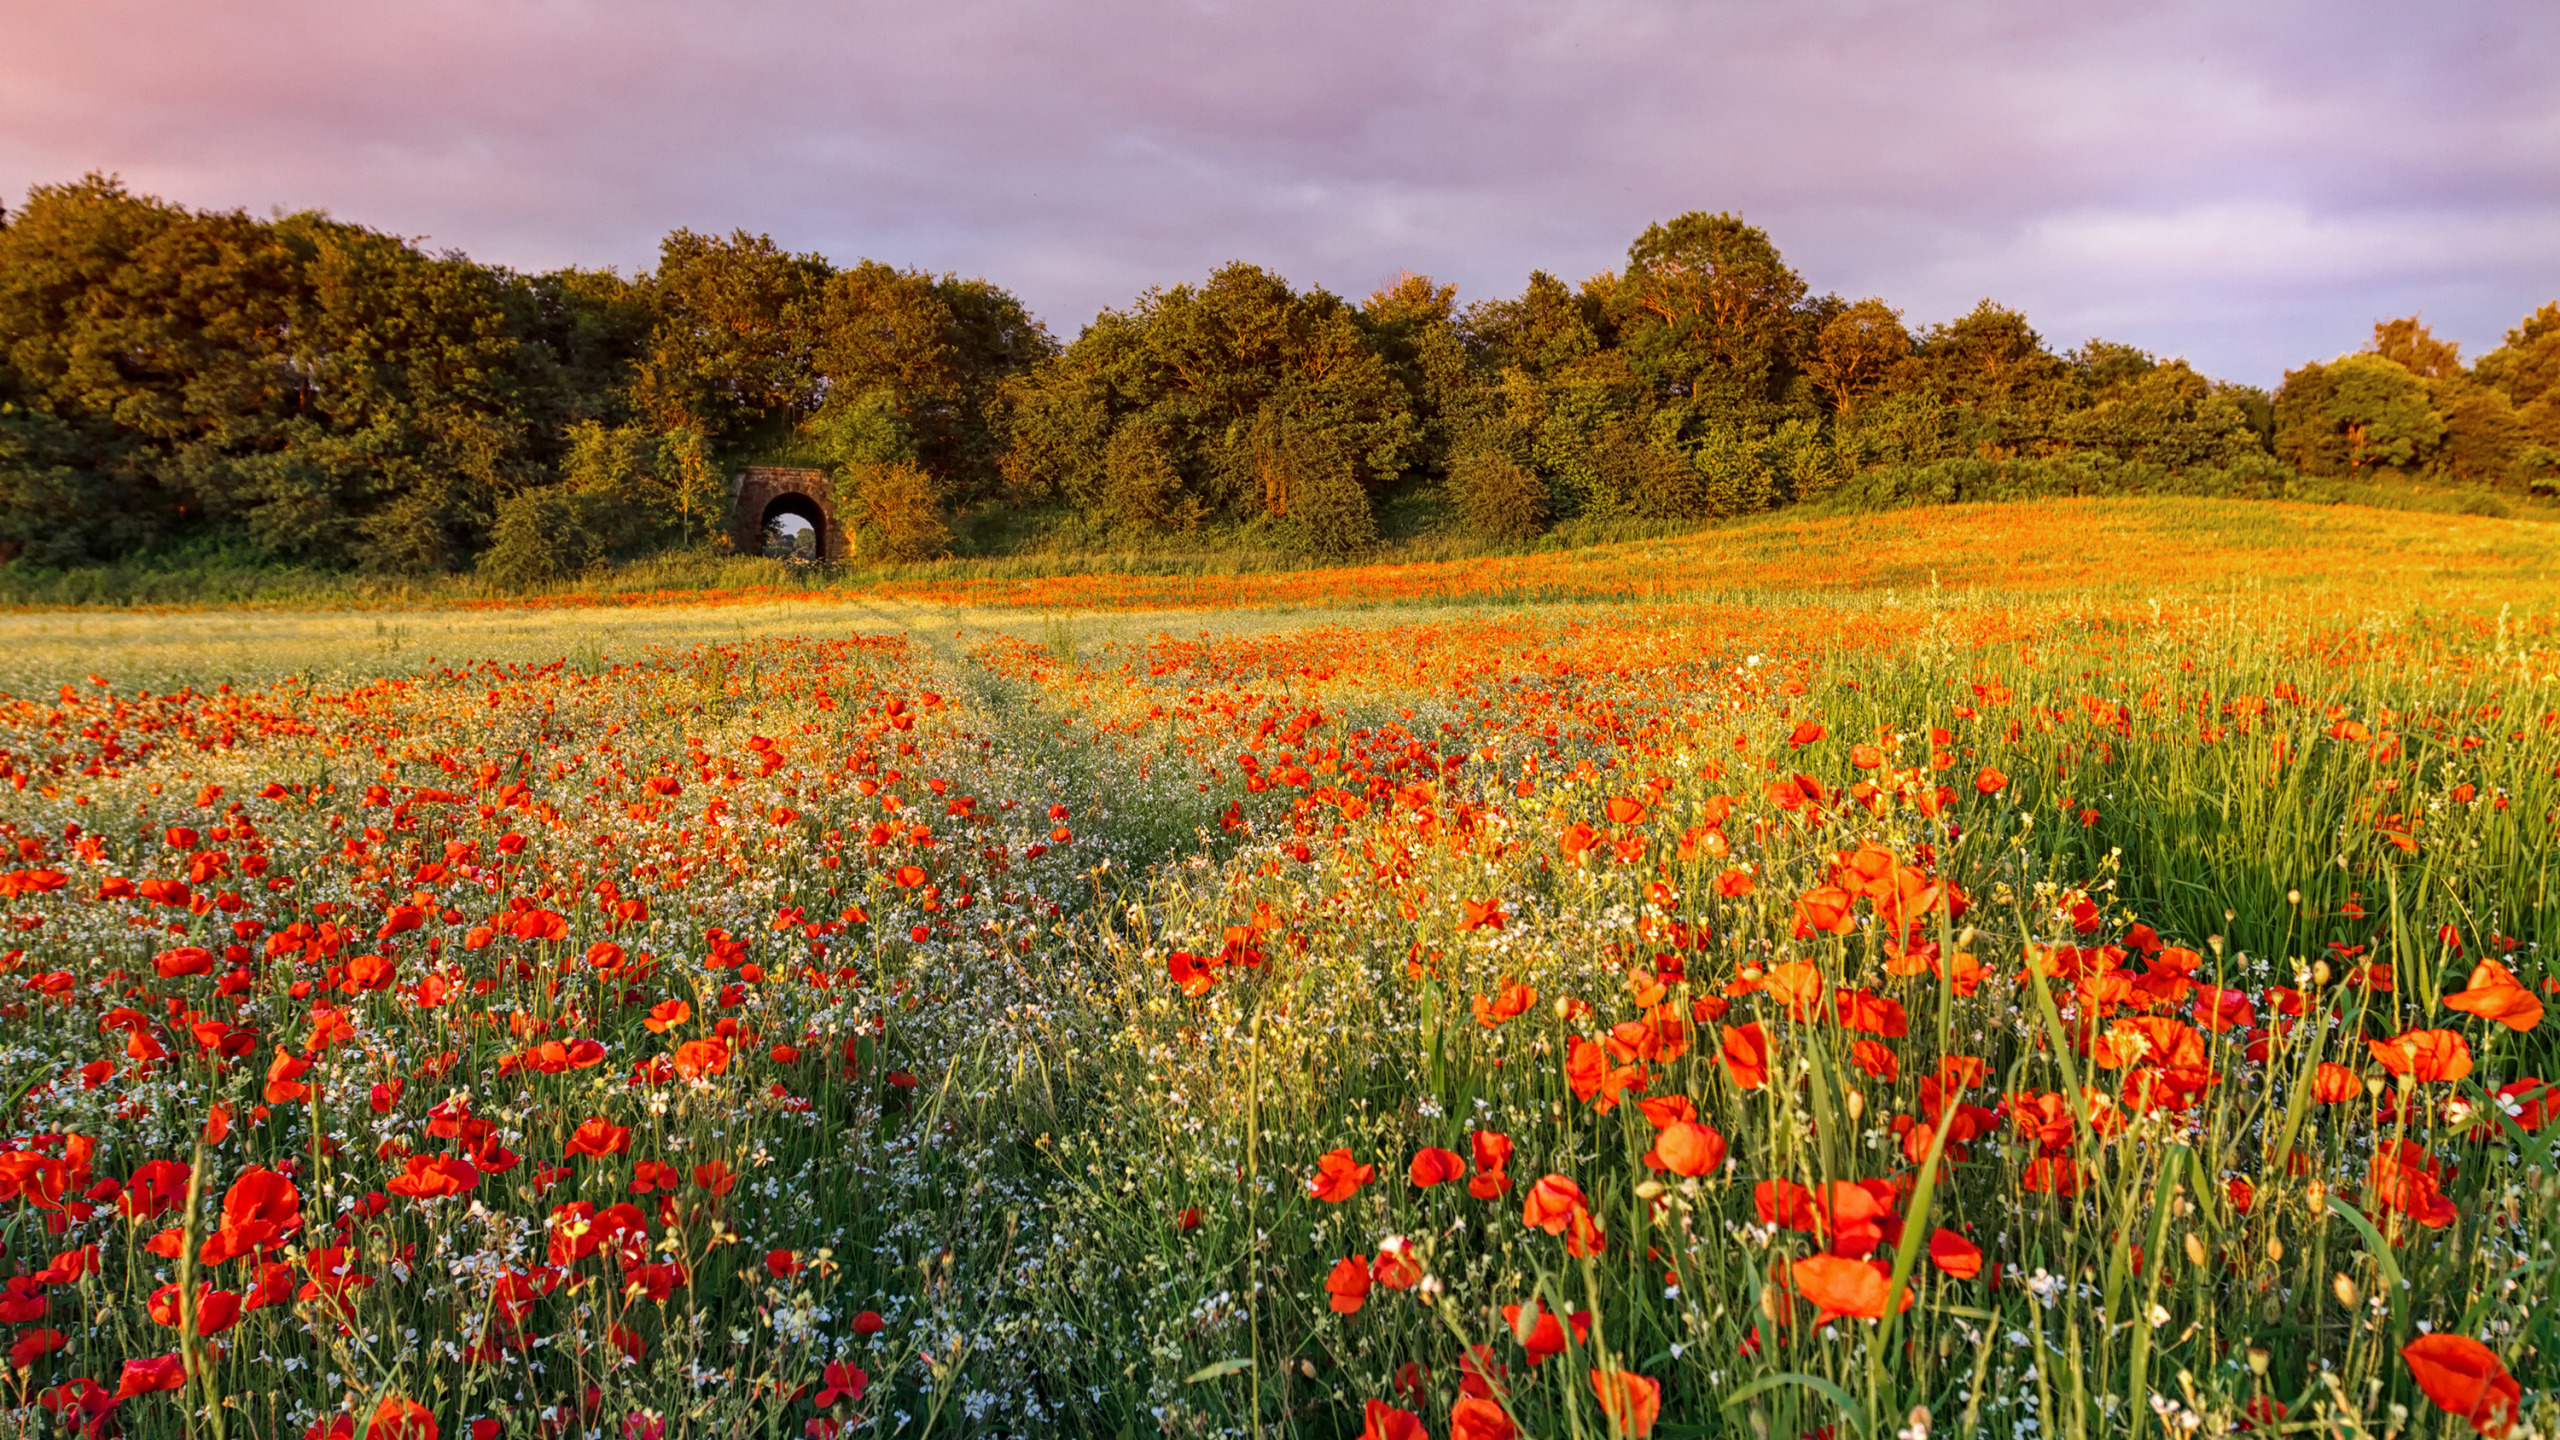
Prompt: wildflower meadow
<box><xmin>0</xmin><ymin>500</ymin><xmax>2555</xmax><ymax>1439</ymax></box>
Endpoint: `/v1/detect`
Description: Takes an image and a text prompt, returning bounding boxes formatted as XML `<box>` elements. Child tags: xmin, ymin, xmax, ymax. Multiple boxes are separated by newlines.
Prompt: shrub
<box><xmin>841</xmin><ymin>460</ymin><xmax>952</xmax><ymax>562</ymax></box>
<box><xmin>1446</xmin><ymin>447</ymin><xmax>1549</xmax><ymax>541</ymax></box>
<box><xmin>477</xmin><ymin>487</ymin><xmax>605</xmax><ymax>588</ymax></box>
<box><xmin>1262</xmin><ymin>424</ymin><xmax>1378</xmax><ymax>559</ymax></box>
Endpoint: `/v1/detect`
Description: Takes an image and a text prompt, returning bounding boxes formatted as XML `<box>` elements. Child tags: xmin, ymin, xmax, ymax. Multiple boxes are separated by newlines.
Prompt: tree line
<box><xmin>3</xmin><ymin>175</ymin><xmax>2554</xmax><ymax>577</ymax></box>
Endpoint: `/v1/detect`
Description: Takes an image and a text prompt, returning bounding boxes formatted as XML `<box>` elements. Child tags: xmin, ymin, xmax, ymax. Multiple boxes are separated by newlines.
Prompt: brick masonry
<box><xmin>728</xmin><ymin>467</ymin><xmax>851</xmax><ymax>560</ymax></box>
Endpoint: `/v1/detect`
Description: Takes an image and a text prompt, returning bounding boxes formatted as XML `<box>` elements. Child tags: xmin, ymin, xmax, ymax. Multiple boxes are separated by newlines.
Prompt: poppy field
<box><xmin>0</xmin><ymin>502</ymin><xmax>2556</xmax><ymax>1438</ymax></box>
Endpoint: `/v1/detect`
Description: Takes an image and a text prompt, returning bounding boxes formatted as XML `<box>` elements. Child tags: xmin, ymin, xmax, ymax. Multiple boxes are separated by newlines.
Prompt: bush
<box><xmin>477</xmin><ymin>488</ymin><xmax>606</xmax><ymax>589</ymax></box>
<box><xmin>1262</xmin><ymin>425</ymin><xmax>1378</xmax><ymax>559</ymax></box>
<box><xmin>1447</xmin><ymin>447</ymin><xmax>1549</xmax><ymax>541</ymax></box>
<box><xmin>842</xmin><ymin>460</ymin><xmax>953</xmax><ymax>562</ymax></box>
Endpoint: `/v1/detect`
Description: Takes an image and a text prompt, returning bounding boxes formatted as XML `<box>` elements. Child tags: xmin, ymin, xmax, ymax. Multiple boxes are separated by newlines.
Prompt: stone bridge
<box><xmin>729</xmin><ymin>467</ymin><xmax>850</xmax><ymax>560</ymax></box>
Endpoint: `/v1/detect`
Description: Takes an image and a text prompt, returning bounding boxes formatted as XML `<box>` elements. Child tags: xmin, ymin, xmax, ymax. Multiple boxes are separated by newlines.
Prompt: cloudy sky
<box><xmin>2</xmin><ymin>0</ymin><xmax>2553</xmax><ymax>385</ymax></box>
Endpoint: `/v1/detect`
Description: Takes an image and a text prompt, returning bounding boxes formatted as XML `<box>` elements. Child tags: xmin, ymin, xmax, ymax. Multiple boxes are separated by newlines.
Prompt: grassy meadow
<box><xmin>0</xmin><ymin>497</ymin><xmax>2553</xmax><ymax>1439</ymax></box>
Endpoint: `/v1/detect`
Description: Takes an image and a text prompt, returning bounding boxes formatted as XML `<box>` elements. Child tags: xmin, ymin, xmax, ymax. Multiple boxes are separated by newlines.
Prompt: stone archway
<box><xmin>728</xmin><ymin>467</ymin><xmax>852</xmax><ymax>561</ymax></box>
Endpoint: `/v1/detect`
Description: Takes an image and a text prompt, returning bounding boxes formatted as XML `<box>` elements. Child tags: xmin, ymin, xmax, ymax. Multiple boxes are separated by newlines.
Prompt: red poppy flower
<box><xmin>2370</xmin><ymin>1028</ymin><xmax>2473</xmax><ymax>1083</ymax></box>
<box><xmin>1644</xmin><ymin>1122</ymin><xmax>1728</xmax><ymax>1178</ymax></box>
<box><xmin>1502</xmin><ymin>1299</ymin><xmax>1590</xmax><ymax>1363</ymax></box>
<box><xmin>814</xmin><ymin>1361</ymin><xmax>870</xmax><ymax>1408</ymax></box>
<box><xmin>2401</xmin><ymin>1333</ymin><xmax>2520</xmax><ymax>1436</ymax></box>
<box><xmin>1326</xmin><ymin>1255</ymin><xmax>1373</xmax><ymax>1313</ymax></box>
<box><xmin>1372</xmin><ymin>1237</ymin><xmax>1423</xmax><ymax>1290</ymax></box>
<box><xmin>568</xmin><ymin>1119</ymin><xmax>632</xmax><ymax>1159</ymax></box>
<box><xmin>1360</xmin><ymin>1400</ymin><xmax>1427</xmax><ymax>1440</ymax></box>
<box><xmin>366</xmin><ymin>1396</ymin><xmax>437</xmax><ymax>1440</ymax></box>
<box><xmin>1791</xmin><ymin>1254</ymin><xmax>1910</xmax><ymax>1323</ymax></box>
<box><xmin>113</xmin><ymin>1355</ymin><xmax>186</xmax><ymax>1401</ymax></box>
<box><xmin>1307</xmin><ymin>1148</ymin><xmax>1376</xmax><ymax>1203</ymax></box>
<box><xmin>2445</xmin><ymin>960</ymin><xmax>2543</xmax><ymax>1033</ymax></box>
<box><xmin>1720</xmin><ymin>1022</ymin><xmax>1771</xmax><ymax>1089</ymax></box>
<box><xmin>1168</xmin><ymin>950</ymin><xmax>1220</xmax><ymax>997</ymax></box>
<box><xmin>1410</xmin><ymin>1147</ymin><xmax>1466</xmax><ymax>1187</ymax></box>
<box><xmin>1450</xmin><ymin>1395</ymin><xmax>1517</xmax><ymax>1440</ymax></box>
<box><xmin>1927</xmin><ymin>1228</ymin><xmax>1982</xmax><ymax>1278</ymax></box>
<box><xmin>386</xmin><ymin>1153</ymin><xmax>480</xmax><ymax>1201</ymax></box>
<box><xmin>1590</xmin><ymin>1368</ymin><xmax>1662</xmax><ymax>1437</ymax></box>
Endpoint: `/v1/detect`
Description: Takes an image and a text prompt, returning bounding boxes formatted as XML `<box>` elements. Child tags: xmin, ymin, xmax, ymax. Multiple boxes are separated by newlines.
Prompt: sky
<box><xmin>2</xmin><ymin>0</ymin><xmax>2554</xmax><ymax>387</ymax></box>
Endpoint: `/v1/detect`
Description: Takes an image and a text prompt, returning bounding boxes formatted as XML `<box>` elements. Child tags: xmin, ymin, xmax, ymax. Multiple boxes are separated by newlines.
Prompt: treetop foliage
<box><xmin>2</xmin><ymin>179</ymin><xmax>2551</xmax><ymax>578</ymax></box>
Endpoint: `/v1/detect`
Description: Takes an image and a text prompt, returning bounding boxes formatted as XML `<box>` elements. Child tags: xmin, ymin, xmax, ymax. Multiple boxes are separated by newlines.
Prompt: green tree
<box><xmin>631</xmin><ymin>230</ymin><xmax>830</xmax><ymax>443</ymax></box>
<box><xmin>1805</xmin><ymin>299</ymin><xmax>1915</xmax><ymax>418</ymax></box>
<box><xmin>1610</xmin><ymin>212</ymin><xmax>1810</xmax><ymax>416</ymax></box>
<box><xmin>999</xmin><ymin>262</ymin><xmax>1418</xmax><ymax>531</ymax></box>
<box><xmin>2274</xmin><ymin>354</ymin><xmax>2444</xmax><ymax>476</ymax></box>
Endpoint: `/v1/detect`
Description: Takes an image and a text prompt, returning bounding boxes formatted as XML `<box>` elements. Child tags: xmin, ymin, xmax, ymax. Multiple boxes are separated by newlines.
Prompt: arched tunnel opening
<box><xmin>760</xmin><ymin>493</ymin><xmax>828</xmax><ymax>560</ymax></box>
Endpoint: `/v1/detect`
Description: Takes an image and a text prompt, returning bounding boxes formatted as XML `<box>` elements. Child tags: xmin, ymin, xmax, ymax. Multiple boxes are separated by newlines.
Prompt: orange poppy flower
<box><xmin>1590</xmin><ymin>1368</ymin><xmax>1662</xmax><ymax>1437</ymax></box>
<box><xmin>2445</xmin><ymin>960</ymin><xmax>2543</xmax><ymax>1033</ymax></box>
<box><xmin>1791</xmin><ymin>1254</ymin><xmax>1910</xmax><ymax>1323</ymax></box>
<box><xmin>1410</xmin><ymin>1147</ymin><xmax>1466</xmax><ymax>1187</ymax></box>
<box><xmin>1521</xmin><ymin>1174</ymin><xmax>1589</xmax><ymax>1235</ymax></box>
<box><xmin>1644</xmin><ymin>1121</ymin><xmax>1727</xmax><ymax>1178</ymax></box>
<box><xmin>1605</xmin><ymin>796</ymin><xmax>1648</xmax><ymax>824</ymax></box>
<box><xmin>1449</xmin><ymin>1395</ymin><xmax>1517</xmax><ymax>1440</ymax></box>
<box><xmin>1458</xmin><ymin>898</ymin><xmax>1506</xmax><ymax>932</ymax></box>
<box><xmin>2401</xmin><ymin>1333</ymin><xmax>2520</xmax><ymax>1436</ymax></box>
<box><xmin>2370</xmin><ymin>1028</ymin><xmax>2473</xmax><ymax>1083</ymax></box>
<box><xmin>263</xmin><ymin>1047</ymin><xmax>314</xmax><ymax>1105</ymax></box>
<box><xmin>367</xmin><ymin>1395</ymin><xmax>437</xmax><ymax>1440</ymax></box>
<box><xmin>1472</xmin><ymin>980</ymin><xmax>1535</xmax><ymax>1028</ymax></box>
<box><xmin>1720</xmin><ymin>1022</ymin><xmax>1772</xmax><ymax>1089</ymax></box>
<box><xmin>1761</xmin><ymin>961</ymin><xmax>1827</xmax><ymax>1014</ymax></box>
<box><xmin>1307</xmin><ymin>1148</ymin><xmax>1376</xmax><ymax>1203</ymax></box>
<box><xmin>1973</xmin><ymin>766</ymin><xmax>2008</xmax><ymax>795</ymax></box>
<box><xmin>1564</xmin><ymin>1037</ymin><xmax>1646</xmax><ymax>1113</ymax></box>
<box><xmin>1636</xmin><ymin>1094</ymin><xmax>1697</xmax><ymax>1129</ymax></box>
<box><xmin>1325</xmin><ymin>1255</ymin><xmax>1372</xmax><ymax>1313</ymax></box>
<box><xmin>2313</xmin><ymin>1061</ymin><xmax>2362</xmax><ymax>1103</ymax></box>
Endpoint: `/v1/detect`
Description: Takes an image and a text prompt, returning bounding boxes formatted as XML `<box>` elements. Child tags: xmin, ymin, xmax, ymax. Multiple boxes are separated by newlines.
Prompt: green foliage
<box><xmin>2276</xmin><ymin>353</ymin><xmax>2445</xmax><ymax>476</ymax></box>
<box><xmin>476</xmin><ymin>486</ymin><xmax>607</xmax><ymax>588</ymax></box>
<box><xmin>7</xmin><ymin>175</ymin><xmax>2555</xmax><ymax>580</ymax></box>
<box><xmin>1259</xmin><ymin>418</ymin><xmax>1378</xmax><ymax>559</ymax></box>
<box><xmin>1445</xmin><ymin>445</ymin><xmax>1550</xmax><ymax>541</ymax></box>
<box><xmin>837</xmin><ymin>460</ymin><xmax>953</xmax><ymax>562</ymax></box>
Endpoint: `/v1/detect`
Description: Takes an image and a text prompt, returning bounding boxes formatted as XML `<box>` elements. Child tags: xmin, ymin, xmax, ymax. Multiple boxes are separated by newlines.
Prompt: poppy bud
<box><xmin>2332</xmin><ymin>1273</ymin><xmax>2359</xmax><ymax>1309</ymax></box>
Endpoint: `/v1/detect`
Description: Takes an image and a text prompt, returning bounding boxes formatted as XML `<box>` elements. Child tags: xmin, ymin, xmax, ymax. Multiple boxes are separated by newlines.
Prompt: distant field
<box><xmin>6</xmin><ymin>498</ymin><xmax>2554</xmax><ymax>696</ymax></box>
<box><xmin>0</xmin><ymin>497</ymin><xmax>2551</xmax><ymax>1438</ymax></box>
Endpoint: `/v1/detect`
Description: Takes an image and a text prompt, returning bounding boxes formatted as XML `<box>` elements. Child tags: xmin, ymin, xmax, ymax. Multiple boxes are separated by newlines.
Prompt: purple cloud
<box><xmin>2</xmin><ymin>0</ymin><xmax>2552</xmax><ymax>384</ymax></box>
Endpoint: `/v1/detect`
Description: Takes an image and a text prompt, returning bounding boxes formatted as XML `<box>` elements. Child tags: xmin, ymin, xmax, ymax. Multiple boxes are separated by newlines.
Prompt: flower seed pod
<box><xmin>2332</xmin><ymin>1273</ymin><xmax>2360</xmax><ymax>1309</ymax></box>
<box><xmin>2266</xmin><ymin>1235</ymin><xmax>2284</xmax><ymax>1264</ymax></box>
<box><xmin>2183</xmin><ymin>1232</ymin><xmax>2208</xmax><ymax>1268</ymax></box>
